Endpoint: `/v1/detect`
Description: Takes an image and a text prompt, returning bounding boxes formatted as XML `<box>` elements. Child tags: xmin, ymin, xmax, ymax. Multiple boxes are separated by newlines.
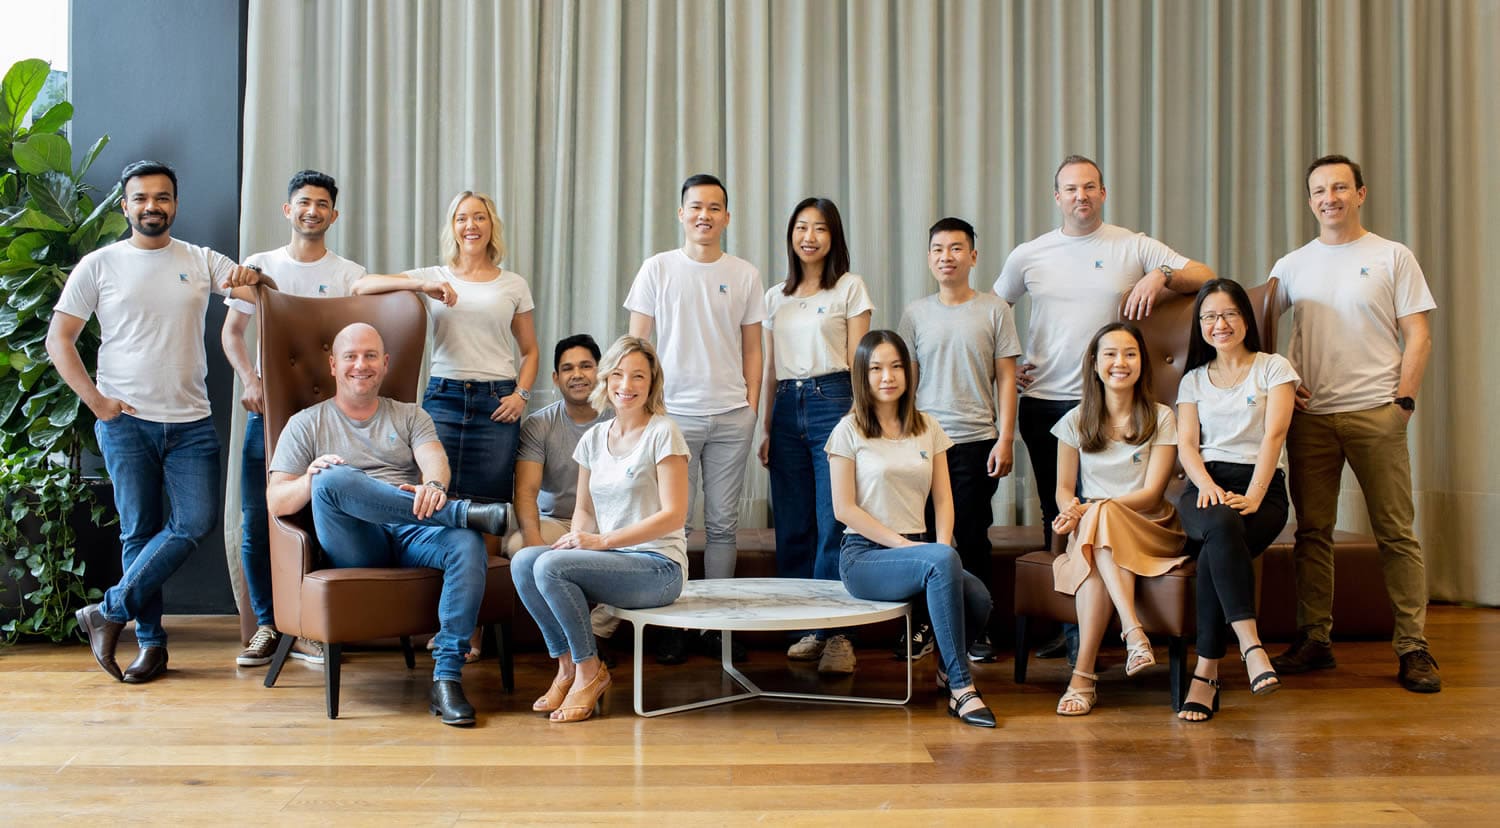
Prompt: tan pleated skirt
<box><xmin>1052</xmin><ymin>499</ymin><xmax>1188</xmax><ymax>596</ymax></box>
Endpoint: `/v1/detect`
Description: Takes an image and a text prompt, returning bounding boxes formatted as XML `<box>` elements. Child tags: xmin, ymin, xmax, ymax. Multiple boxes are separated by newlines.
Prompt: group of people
<box><xmin>51</xmin><ymin>151</ymin><xmax>1438</xmax><ymax>731</ymax></box>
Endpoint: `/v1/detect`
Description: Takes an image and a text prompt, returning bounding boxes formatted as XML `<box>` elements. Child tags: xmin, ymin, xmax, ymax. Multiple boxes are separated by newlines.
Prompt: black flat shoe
<box><xmin>947</xmin><ymin>690</ymin><xmax>997</xmax><ymax>728</ymax></box>
<box><xmin>75</xmin><ymin>603</ymin><xmax>124</xmax><ymax>681</ymax></box>
<box><xmin>429</xmin><ymin>679</ymin><xmax>477</xmax><ymax>727</ymax></box>
<box><xmin>1177</xmin><ymin>673</ymin><xmax>1220</xmax><ymax>722</ymax></box>
<box><xmin>122</xmin><ymin>646</ymin><xmax>168</xmax><ymax>683</ymax></box>
<box><xmin>1241</xmin><ymin>643</ymin><xmax>1281</xmax><ymax>696</ymax></box>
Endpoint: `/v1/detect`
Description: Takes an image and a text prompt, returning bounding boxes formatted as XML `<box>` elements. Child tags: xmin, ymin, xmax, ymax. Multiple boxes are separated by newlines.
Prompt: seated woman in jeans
<box><xmin>511</xmin><ymin>336</ymin><xmax>689</xmax><ymax>723</ymax></box>
<box><xmin>1174</xmin><ymin>279</ymin><xmax>1296</xmax><ymax>721</ymax></box>
<box><xmin>826</xmin><ymin>330</ymin><xmax>996</xmax><ymax>728</ymax></box>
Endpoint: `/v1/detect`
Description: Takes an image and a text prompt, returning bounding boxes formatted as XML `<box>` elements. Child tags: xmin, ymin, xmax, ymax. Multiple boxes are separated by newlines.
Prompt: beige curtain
<box><xmin>231</xmin><ymin>0</ymin><xmax>1500</xmax><ymax>606</ymax></box>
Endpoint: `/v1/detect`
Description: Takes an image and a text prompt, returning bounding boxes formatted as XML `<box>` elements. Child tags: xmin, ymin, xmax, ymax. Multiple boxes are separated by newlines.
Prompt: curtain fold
<box><xmin>231</xmin><ymin>0</ymin><xmax>1500</xmax><ymax>605</ymax></box>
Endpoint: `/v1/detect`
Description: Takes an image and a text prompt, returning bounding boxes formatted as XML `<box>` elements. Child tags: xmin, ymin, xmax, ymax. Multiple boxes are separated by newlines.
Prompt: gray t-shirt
<box><xmin>572</xmin><ymin>415</ymin><xmax>691</xmax><ymax>583</ymax></box>
<box><xmin>270</xmin><ymin>397</ymin><xmax>440</xmax><ymax>487</ymax></box>
<box><xmin>897</xmin><ymin>292</ymin><xmax>1022</xmax><ymax>443</ymax></box>
<box><xmin>517</xmin><ymin>400</ymin><xmax>611</xmax><ymax>519</ymax></box>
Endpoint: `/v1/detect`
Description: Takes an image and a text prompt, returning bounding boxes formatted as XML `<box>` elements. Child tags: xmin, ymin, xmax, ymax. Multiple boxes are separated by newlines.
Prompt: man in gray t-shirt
<box><xmin>507</xmin><ymin>334</ymin><xmax>610</xmax><ymax>555</ymax></box>
<box><xmin>264</xmin><ymin>323</ymin><xmax>509</xmax><ymax>727</ymax></box>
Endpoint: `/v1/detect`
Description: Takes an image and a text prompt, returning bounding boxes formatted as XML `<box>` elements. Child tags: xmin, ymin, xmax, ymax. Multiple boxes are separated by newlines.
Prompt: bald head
<box><xmin>330</xmin><ymin>322</ymin><xmax>390</xmax><ymax>405</ymax></box>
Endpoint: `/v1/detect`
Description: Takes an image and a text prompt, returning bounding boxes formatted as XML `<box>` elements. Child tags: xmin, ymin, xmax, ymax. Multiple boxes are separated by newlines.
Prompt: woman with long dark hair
<box><xmin>758</xmin><ymin>197</ymin><xmax>873</xmax><ymax>673</ymax></box>
<box><xmin>827</xmin><ymin>330</ymin><xmax>995</xmax><ymax>727</ymax></box>
<box><xmin>1051</xmin><ymin>322</ymin><xmax>1186</xmax><ymax>716</ymax></box>
<box><xmin>1174</xmin><ymin>279</ymin><xmax>1297</xmax><ymax>721</ymax></box>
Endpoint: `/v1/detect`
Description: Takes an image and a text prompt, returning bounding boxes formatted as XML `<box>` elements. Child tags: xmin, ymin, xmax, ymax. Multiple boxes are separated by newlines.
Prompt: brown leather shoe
<box><xmin>75</xmin><ymin>603</ymin><xmax>124</xmax><ymax>681</ymax></box>
<box><xmin>1398</xmin><ymin>649</ymin><xmax>1442</xmax><ymax>693</ymax></box>
<box><xmin>122</xmin><ymin>646</ymin><xmax>168</xmax><ymax>683</ymax></box>
<box><xmin>1270</xmin><ymin>636</ymin><xmax>1336</xmax><ymax>674</ymax></box>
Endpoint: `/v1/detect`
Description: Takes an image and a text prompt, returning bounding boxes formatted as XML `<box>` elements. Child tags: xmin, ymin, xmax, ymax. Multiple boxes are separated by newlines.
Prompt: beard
<box><xmin>130</xmin><ymin>211</ymin><xmax>173</xmax><ymax>237</ymax></box>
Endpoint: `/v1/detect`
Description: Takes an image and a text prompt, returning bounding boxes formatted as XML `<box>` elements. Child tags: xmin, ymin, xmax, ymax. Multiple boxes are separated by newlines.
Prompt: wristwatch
<box><xmin>517</xmin><ymin>388</ymin><xmax>531</xmax><ymax>401</ymax></box>
<box><xmin>1394</xmin><ymin>396</ymin><xmax>1416</xmax><ymax>412</ymax></box>
<box><xmin>1158</xmin><ymin>264</ymin><xmax>1175</xmax><ymax>288</ymax></box>
<box><xmin>424</xmin><ymin>480</ymin><xmax>447</xmax><ymax>493</ymax></box>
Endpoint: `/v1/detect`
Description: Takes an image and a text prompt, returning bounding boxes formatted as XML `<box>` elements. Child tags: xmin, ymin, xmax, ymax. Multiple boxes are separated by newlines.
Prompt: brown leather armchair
<box><xmin>255</xmin><ymin>288</ymin><xmax>515</xmax><ymax>718</ymax></box>
<box><xmin>1013</xmin><ymin>278</ymin><xmax>1279</xmax><ymax>710</ymax></box>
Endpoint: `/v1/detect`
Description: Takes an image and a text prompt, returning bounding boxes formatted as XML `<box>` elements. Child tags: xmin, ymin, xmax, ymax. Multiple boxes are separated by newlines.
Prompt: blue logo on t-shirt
<box><xmin>1246</xmin><ymin>394</ymin><xmax>1258</xmax><ymax>407</ymax></box>
<box><xmin>387</xmin><ymin>432</ymin><xmax>399</xmax><ymax>445</ymax></box>
<box><xmin>1094</xmin><ymin>260</ymin><xmax>1104</xmax><ymax>270</ymax></box>
<box><xmin>1359</xmin><ymin>266</ymin><xmax>1370</xmax><ymax>277</ymax></box>
<box><xmin>919</xmin><ymin>450</ymin><xmax>928</xmax><ymax>459</ymax></box>
<box><xmin>318</xmin><ymin>284</ymin><xmax>329</xmax><ymax>295</ymax></box>
<box><xmin>178</xmin><ymin>273</ymin><xmax>188</xmax><ymax>283</ymax></box>
<box><xmin>816</xmin><ymin>306</ymin><xmax>827</xmax><ymax>314</ymax></box>
<box><xmin>1131</xmin><ymin>451</ymin><xmax>1142</xmax><ymax>464</ymax></box>
<box><xmin>625</xmin><ymin>465</ymin><xmax>637</xmax><ymax>479</ymax></box>
<box><xmin>718</xmin><ymin>284</ymin><xmax>728</xmax><ymax>294</ymax></box>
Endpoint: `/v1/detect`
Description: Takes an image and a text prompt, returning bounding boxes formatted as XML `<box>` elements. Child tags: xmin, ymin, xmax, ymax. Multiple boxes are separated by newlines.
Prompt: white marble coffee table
<box><xmin>601</xmin><ymin>577</ymin><xmax>912</xmax><ymax>717</ymax></box>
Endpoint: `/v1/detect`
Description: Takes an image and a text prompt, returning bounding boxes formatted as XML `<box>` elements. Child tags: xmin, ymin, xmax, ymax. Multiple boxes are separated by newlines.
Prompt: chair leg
<box><xmin>1013</xmin><ymin>615</ymin><xmax>1031</xmax><ymax>683</ymax></box>
<box><xmin>400</xmin><ymin>636</ymin><xmax>416</xmax><ymax>669</ymax></box>
<box><xmin>325</xmin><ymin>643</ymin><xmax>343</xmax><ymax>719</ymax></box>
<box><xmin>263</xmin><ymin>632</ymin><xmax>296</xmax><ymax>689</ymax></box>
<box><xmin>1169</xmin><ymin>636</ymin><xmax>1187</xmax><ymax>711</ymax></box>
<box><xmin>494</xmin><ymin>621</ymin><xmax>515</xmax><ymax>692</ymax></box>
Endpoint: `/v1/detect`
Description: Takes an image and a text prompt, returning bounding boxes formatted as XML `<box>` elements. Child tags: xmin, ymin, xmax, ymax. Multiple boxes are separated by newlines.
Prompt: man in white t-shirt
<box><xmin>626</xmin><ymin>173</ymin><xmax>764</xmax><ymax>662</ymax></box>
<box><xmin>1269</xmin><ymin>154</ymin><xmax>1440</xmax><ymax>693</ymax></box>
<box><xmin>224</xmin><ymin>170</ymin><xmax>366</xmax><ymax>669</ymax></box>
<box><xmin>47</xmin><ymin>161</ymin><xmax>269</xmax><ymax>685</ymax></box>
<box><xmin>994</xmin><ymin>154</ymin><xmax>1214</xmax><ymax>661</ymax></box>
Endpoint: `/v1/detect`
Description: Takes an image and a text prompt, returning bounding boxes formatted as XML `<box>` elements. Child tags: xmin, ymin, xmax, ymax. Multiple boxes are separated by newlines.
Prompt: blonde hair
<box><xmin>439</xmin><ymin>190</ymin><xmax>506</xmax><ymax>267</ymax></box>
<box><xmin>589</xmin><ymin>336</ymin><xmax>667</xmax><ymax>416</ymax></box>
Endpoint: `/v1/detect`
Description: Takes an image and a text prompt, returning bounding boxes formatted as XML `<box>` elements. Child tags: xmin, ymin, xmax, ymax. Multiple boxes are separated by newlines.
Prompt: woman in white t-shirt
<box><xmin>757</xmin><ymin>197</ymin><xmax>873</xmax><ymax>672</ymax></box>
<box><xmin>511</xmin><ymin>336</ymin><xmax>690</xmax><ymax>723</ymax></box>
<box><xmin>1051</xmin><ymin>323</ymin><xmax>1187</xmax><ymax>716</ymax></box>
<box><xmin>1174</xmin><ymin>280</ymin><xmax>1297</xmax><ymax>721</ymax></box>
<box><xmin>827</xmin><ymin>330</ymin><xmax>996</xmax><ymax>728</ymax></box>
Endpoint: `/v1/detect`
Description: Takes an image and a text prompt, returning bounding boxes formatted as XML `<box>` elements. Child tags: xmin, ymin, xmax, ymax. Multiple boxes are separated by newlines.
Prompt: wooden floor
<box><xmin>2</xmin><ymin>606</ymin><xmax>1497</xmax><ymax>826</ymax></box>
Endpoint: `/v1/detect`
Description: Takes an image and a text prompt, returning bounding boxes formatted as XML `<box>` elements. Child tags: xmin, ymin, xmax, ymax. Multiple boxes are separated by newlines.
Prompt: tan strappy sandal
<box><xmin>1121</xmin><ymin>624</ymin><xmax>1157</xmax><ymax>676</ymax></box>
<box><xmin>1057</xmin><ymin>669</ymin><xmax>1099</xmax><ymax>716</ymax></box>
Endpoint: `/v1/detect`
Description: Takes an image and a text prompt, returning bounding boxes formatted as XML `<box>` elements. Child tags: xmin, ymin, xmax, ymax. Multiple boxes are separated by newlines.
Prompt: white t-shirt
<box><xmin>226</xmin><ymin>246</ymin><xmax>365</xmax><ymax>315</ymax></box>
<box><xmin>405</xmin><ymin>266</ymin><xmax>535</xmax><ymax>381</ymax></box>
<box><xmin>825</xmin><ymin>412</ymin><xmax>955</xmax><ymax>536</ymax></box>
<box><xmin>1271</xmin><ymin>233</ymin><xmax>1436</xmax><ymax>415</ymax></box>
<box><xmin>994</xmin><ymin>223</ymin><xmax>1189</xmax><ymax>400</ymax></box>
<box><xmin>763</xmin><ymin>272</ymin><xmax>874</xmax><ymax>380</ymax></box>
<box><xmin>1177</xmin><ymin>352</ymin><xmax>1300</xmax><ymax>468</ymax></box>
<box><xmin>624</xmin><ymin>249</ymin><xmax>766</xmax><ymax>416</ymax></box>
<box><xmin>1051</xmin><ymin>403</ymin><xmax>1178</xmax><ymax>500</ymax></box>
<box><xmin>573</xmin><ymin>415</ymin><xmax>691</xmax><ymax>585</ymax></box>
<box><xmin>55</xmin><ymin>238</ymin><xmax>235</xmax><ymax>423</ymax></box>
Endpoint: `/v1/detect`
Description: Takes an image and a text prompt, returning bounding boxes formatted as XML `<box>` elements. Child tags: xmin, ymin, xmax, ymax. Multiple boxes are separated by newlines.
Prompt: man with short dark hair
<box><xmin>898</xmin><ymin>217</ymin><xmax>1019</xmax><ymax>662</ymax></box>
<box><xmin>49</xmin><ymin>160</ymin><xmax>269</xmax><ymax>684</ymax></box>
<box><xmin>265</xmin><ymin>323</ymin><xmax>510</xmax><ymax>725</ymax></box>
<box><xmin>994</xmin><ymin>154</ymin><xmax>1214</xmax><ymax>662</ymax></box>
<box><xmin>225</xmin><ymin>170</ymin><xmax>366</xmax><ymax>669</ymax></box>
<box><xmin>1270</xmin><ymin>154</ymin><xmax>1440</xmax><ymax>693</ymax></box>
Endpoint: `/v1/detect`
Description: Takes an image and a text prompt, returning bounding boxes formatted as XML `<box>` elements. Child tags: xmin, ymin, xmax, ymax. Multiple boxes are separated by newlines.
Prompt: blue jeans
<box><xmin>423</xmin><ymin>377</ymin><xmax>520</xmax><ymax>502</ymax></box>
<box><xmin>239</xmin><ymin>413</ymin><xmax>274</xmax><ymax>626</ymax></box>
<box><xmin>767</xmin><ymin>372</ymin><xmax>850</xmax><ymax>585</ymax></box>
<box><xmin>511</xmin><ymin>546</ymin><xmax>682</xmax><ymax>662</ymax></box>
<box><xmin>308</xmin><ymin>464</ymin><xmax>487</xmax><ymax>681</ymax></box>
<box><xmin>840</xmin><ymin>533</ymin><xmax>992</xmax><ymax>688</ymax></box>
<box><xmin>93</xmin><ymin>414</ymin><xmax>221</xmax><ymax>649</ymax></box>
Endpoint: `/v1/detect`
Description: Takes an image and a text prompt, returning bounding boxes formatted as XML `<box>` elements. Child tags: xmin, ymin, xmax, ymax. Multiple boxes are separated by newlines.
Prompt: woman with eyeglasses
<box><xmin>1174</xmin><ymin>279</ymin><xmax>1299</xmax><ymax>721</ymax></box>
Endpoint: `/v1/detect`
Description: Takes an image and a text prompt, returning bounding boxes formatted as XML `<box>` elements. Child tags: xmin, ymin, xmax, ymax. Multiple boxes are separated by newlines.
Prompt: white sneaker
<box><xmin>787</xmin><ymin>634</ymin><xmax>826</xmax><ymax>661</ymax></box>
<box><xmin>818</xmin><ymin>635</ymin><xmax>856</xmax><ymax>675</ymax></box>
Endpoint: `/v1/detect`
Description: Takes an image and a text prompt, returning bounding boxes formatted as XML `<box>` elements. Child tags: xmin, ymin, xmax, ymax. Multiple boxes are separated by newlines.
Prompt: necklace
<box><xmin>1210</xmin><ymin>358</ymin><xmax>1252</xmax><ymax>389</ymax></box>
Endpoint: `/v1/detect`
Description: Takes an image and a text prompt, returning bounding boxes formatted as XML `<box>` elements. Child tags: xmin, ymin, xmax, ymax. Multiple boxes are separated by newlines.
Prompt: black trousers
<box><xmin>1177</xmin><ymin>461</ymin><xmax>1290</xmax><ymax>659</ymax></box>
<box><xmin>1017</xmin><ymin>396</ymin><xmax>1080</xmax><ymax>548</ymax></box>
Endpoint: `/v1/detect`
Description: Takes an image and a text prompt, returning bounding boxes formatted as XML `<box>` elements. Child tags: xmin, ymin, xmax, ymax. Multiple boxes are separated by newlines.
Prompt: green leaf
<box><xmin>2</xmin><ymin>59</ymin><xmax>50</xmax><ymax>135</ymax></box>
<box><xmin>28</xmin><ymin>100</ymin><xmax>71</xmax><ymax>135</ymax></box>
<box><xmin>0</xmin><ymin>172</ymin><xmax>15</xmax><ymax>204</ymax></box>
<box><xmin>12</xmin><ymin>133</ymin><xmax>72</xmax><ymax>175</ymax></box>
<box><xmin>27</xmin><ymin>417</ymin><xmax>68</xmax><ymax>451</ymax></box>
<box><xmin>75</xmin><ymin>134</ymin><xmax>110</xmax><ymax>179</ymax></box>
<box><xmin>96</xmin><ymin>213</ymin><xmax>127</xmax><ymax>244</ymax></box>
<box><xmin>45</xmin><ymin>393</ymin><xmax>78</xmax><ymax>430</ymax></box>
<box><xmin>25</xmin><ymin>172</ymin><xmax>76</xmax><ymax>226</ymax></box>
<box><xmin>5</xmin><ymin>231</ymin><xmax>47</xmax><ymax>264</ymax></box>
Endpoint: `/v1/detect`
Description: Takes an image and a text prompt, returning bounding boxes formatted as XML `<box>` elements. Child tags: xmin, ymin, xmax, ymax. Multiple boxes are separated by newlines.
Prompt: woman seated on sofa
<box><xmin>1173</xmin><ymin>279</ymin><xmax>1296</xmax><ymax>721</ymax></box>
<box><xmin>827</xmin><ymin>330</ymin><xmax>996</xmax><ymax>728</ymax></box>
<box><xmin>1051</xmin><ymin>322</ymin><xmax>1186</xmax><ymax>716</ymax></box>
<box><xmin>510</xmin><ymin>336</ymin><xmax>689</xmax><ymax>723</ymax></box>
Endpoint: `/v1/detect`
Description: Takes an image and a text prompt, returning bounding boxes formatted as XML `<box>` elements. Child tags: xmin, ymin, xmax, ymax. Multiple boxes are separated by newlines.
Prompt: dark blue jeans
<box><xmin>239</xmin><ymin>413</ymin><xmax>274</xmax><ymax>626</ymax></box>
<box><xmin>423</xmin><ymin>377</ymin><xmax>520</xmax><ymax>503</ymax></box>
<box><xmin>308</xmin><ymin>464</ymin><xmax>486</xmax><ymax>681</ymax></box>
<box><xmin>840</xmin><ymin>533</ymin><xmax>992</xmax><ymax>688</ymax></box>
<box><xmin>93</xmin><ymin>414</ymin><xmax>221</xmax><ymax>649</ymax></box>
<box><xmin>767</xmin><ymin>372</ymin><xmax>851</xmax><ymax>586</ymax></box>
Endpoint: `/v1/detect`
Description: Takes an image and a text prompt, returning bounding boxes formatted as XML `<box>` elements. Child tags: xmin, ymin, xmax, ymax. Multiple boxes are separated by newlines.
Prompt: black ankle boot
<box><xmin>430</xmin><ymin>679</ymin><xmax>477</xmax><ymax>726</ymax></box>
<box><xmin>465</xmin><ymin>502</ymin><xmax>510</xmax><ymax>536</ymax></box>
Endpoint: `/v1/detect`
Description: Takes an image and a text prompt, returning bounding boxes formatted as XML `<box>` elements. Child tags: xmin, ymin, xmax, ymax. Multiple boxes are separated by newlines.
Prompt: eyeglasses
<box><xmin>1199</xmin><ymin>310</ymin><xmax>1242</xmax><ymax>324</ymax></box>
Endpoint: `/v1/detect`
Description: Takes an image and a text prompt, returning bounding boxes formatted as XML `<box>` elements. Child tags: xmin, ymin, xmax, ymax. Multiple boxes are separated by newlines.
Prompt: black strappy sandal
<box><xmin>1242</xmin><ymin>643</ymin><xmax>1282</xmax><ymax>696</ymax></box>
<box><xmin>1177</xmin><ymin>673</ymin><xmax>1220</xmax><ymax>722</ymax></box>
<box><xmin>948</xmin><ymin>689</ymin><xmax>997</xmax><ymax>728</ymax></box>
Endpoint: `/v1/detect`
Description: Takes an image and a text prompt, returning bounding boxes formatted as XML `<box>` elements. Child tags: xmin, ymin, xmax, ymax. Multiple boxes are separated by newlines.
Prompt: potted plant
<box><xmin>0</xmin><ymin>58</ymin><xmax>126</xmax><ymax>643</ymax></box>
